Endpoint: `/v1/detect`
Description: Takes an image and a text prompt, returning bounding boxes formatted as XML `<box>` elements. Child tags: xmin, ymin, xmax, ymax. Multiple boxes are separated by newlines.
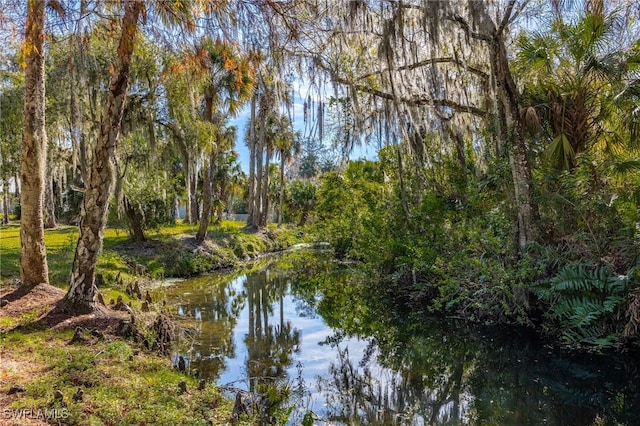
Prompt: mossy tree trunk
<box><xmin>64</xmin><ymin>1</ymin><xmax>143</xmax><ymax>314</ymax></box>
<box><xmin>469</xmin><ymin>1</ymin><xmax>540</xmax><ymax>250</ymax></box>
<box><xmin>20</xmin><ymin>0</ymin><xmax>49</xmax><ymax>288</ymax></box>
<box><xmin>489</xmin><ymin>34</ymin><xmax>539</xmax><ymax>248</ymax></box>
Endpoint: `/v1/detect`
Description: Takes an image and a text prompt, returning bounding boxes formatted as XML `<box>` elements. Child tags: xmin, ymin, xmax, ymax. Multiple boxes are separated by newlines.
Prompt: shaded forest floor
<box><xmin>0</xmin><ymin>220</ymin><xmax>303</xmax><ymax>425</ymax></box>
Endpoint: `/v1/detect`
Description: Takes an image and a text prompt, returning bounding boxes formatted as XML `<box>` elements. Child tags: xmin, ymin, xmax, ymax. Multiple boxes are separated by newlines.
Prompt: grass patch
<box><xmin>0</xmin><ymin>225</ymin><xmax>133</xmax><ymax>287</ymax></box>
<box><xmin>0</xmin><ymin>219</ymin><xmax>304</xmax><ymax>425</ymax></box>
<box><xmin>1</xmin><ymin>220</ymin><xmax>302</xmax><ymax>287</ymax></box>
<box><xmin>2</xmin><ymin>330</ymin><xmax>252</xmax><ymax>425</ymax></box>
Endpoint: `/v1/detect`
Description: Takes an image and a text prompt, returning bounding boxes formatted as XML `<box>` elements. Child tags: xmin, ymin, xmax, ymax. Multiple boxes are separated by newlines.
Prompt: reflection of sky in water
<box><xmin>215</xmin><ymin>285</ymin><xmax>374</xmax><ymax>397</ymax></box>
<box><xmin>169</xmin><ymin>270</ymin><xmax>473</xmax><ymax>425</ymax></box>
<box><xmin>167</xmin><ymin>256</ymin><xmax>640</xmax><ymax>426</ymax></box>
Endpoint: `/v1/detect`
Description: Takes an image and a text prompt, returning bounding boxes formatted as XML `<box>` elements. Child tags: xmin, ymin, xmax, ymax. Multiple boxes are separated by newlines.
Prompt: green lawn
<box><xmin>0</xmin><ymin>220</ymin><xmax>299</xmax><ymax>287</ymax></box>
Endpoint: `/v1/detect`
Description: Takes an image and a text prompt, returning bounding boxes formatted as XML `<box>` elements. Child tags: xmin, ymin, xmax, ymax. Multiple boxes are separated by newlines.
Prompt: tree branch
<box><xmin>498</xmin><ymin>0</ymin><xmax>517</xmax><ymax>35</ymax></box>
<box><xmin>354</xmin><ymin>56</ymin><xmax>489</xmax><ymax>81</ymax></box>
<box><xmin>311</xmin><ymin>57</ymin><xmax>486</xmax><ymax>117</ymax></box>
<box><xmin>351</xmin><ymin>83</ymin><xmax>486</xmax><ymax>117</ymax></box>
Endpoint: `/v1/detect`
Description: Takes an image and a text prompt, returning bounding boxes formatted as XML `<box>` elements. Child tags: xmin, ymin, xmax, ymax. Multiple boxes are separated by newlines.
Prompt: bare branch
<box><xmin>351</xmin><ymin>83</ymin><xmax>486</xmax><ymax>117</ymax></box>
<box><xmin>498</xmin><ymin>0</ymin><xmax>517</xmax><ymax>35</ymax></box>
<box><xmin>355</xmin><ymin>57</ymin><xmax>489</xmax><ymax>82</ymax></box>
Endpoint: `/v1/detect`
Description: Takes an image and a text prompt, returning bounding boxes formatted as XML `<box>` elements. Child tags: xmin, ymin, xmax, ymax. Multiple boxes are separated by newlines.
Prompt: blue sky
<box><xmin>228</xmin><ymin>80</ymin><xmax>377</xmax><ymax>172</ymax></box>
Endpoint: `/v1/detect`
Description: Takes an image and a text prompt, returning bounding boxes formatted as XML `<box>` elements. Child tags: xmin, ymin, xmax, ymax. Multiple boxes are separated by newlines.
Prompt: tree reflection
<box><xmin>291</xmin><ymin>260</ymin><xmax>640</xmax><ymax>426</ymax></box>
<box><xmin>172</xmin><ymin>274</ymin><xmax>246</xmax><ymax>379</ymax></box>
<box><xmin>167</xmin><ymin>251</ymin><xmax>640</xmax><ymax>425</ymax></box>
<box><xmin>245</xmin><ymin>270</ymin><xmax>301</xmax><ymax>391</ymax></box>
<box><xmin>314</xmin><ymin>321</ymin><xmax>640</xmax><ymax>426</ymax></box>
<box><xmin>316</xmin><ymin>331</ymin><xmax>471</xmax><ymax>426</ymax></box>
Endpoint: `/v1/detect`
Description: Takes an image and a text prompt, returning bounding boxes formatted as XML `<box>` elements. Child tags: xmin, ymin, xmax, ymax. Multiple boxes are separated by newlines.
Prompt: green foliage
<box><xmin>309</xmin><ymin>151</ymin><xmax>539</xmax><ymax>326</ymax></box>
<box><xmin>536</xmin><ymin>265</ymin><xmax>634</xmax><ymax>349</ymax></box>
<box><xmin>0</xmin><ymin>65</ymin><xmax>23</xmax><ymax>181</ymax></box>
<box><xmin>287</xmin><ymin>179</ymin><xmax>317</xmax><ymax>227</ymax></box>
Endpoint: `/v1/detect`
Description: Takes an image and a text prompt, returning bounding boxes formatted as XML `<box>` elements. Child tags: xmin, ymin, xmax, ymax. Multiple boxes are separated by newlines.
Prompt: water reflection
<box><xmin>167</xmin><ymin>252</ymin><xmax>640</xmax><ymax>425</ymax></box>
<box><xmin>245</xmin><ymin>270</ymin><xmax>301</xmax><ymax>391</ymax></box>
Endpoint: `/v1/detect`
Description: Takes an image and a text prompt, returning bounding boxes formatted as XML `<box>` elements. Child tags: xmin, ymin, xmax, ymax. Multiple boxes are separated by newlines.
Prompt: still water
<box><xmin>166</xmin><ymin>250</ymin><xmax>640</xmax><ymax>425</ymax></box>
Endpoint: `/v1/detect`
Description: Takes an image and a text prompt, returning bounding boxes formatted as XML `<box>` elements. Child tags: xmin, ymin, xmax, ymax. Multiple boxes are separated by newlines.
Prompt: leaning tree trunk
<box><xmin>64</xmin><ymin>1</ymin><xmax>142</xmax><ymax>314</ymax></box>
<box><xmin>20</xmin><ymin>0</ymin><xmax>49</xmax><ymax>288</ymax></box>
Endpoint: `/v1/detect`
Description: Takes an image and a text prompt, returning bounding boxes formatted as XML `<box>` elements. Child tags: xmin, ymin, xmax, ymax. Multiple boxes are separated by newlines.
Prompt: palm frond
<box><xmin>545</xmin><ymin>133</ymin><xmax>575</xmax><ymax>170</ymax></box>
<box><xmin>154</xmin><ymin>0</ymin><xmax>196</xmax><ymax>33</ymax></box>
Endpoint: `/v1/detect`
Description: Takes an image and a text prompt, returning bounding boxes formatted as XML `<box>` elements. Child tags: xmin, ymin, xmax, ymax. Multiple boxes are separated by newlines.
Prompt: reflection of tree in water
<box><xmin>245</xmin><ymin>270</ymin><xmax>301</xmax><ymax>391</ymax></box>
<box><xmin>174</xmin><ymin>276</ymin><xmax>246</xmax><ymax>379</ymax></box>
<box><xmin>317</xmin><ymin>332</ymin><xmax>470</xmax><ymax>426</ymax></box>
<box><xmin>316</xmin><ymin>322</ymin><xmax>640</xmax><ymax>426</ymax></box>
<box><xmin>170</xmin><ymin>252</ymin><xmax>640</xmax><ymax>424</ymax></box>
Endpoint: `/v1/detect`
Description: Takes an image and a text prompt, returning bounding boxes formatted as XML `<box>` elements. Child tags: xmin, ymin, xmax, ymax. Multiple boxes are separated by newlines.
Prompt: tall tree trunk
<box><xmin>490</xmin><ymin>36</ymin><xmax>539</xmax><ymax>249</ymax></box>
<box><xmin>69</xmin><ymin>0</ymin><xmax>89</xmax><ymax>184</ymax></box>
<box><xmin>14</xmin><ymin>172</ymin><xmax>20</xmax><ymax>199</ymax></box>
<box><xmin>247</xmin><ymin>95</ymin><xmax>258</xmax><ymax>229</ymax></box>
<box><xmin>184</xmin><ymin>161</ymin><xmax>192</xmax><ymax>222</ymax></box>
<box><xmin>65</xmin><ymin>1</ymin><xmax>142</xmax><ymax>314</ymax></box>
<box><xmin>70</xmin><ymin>62</ymin><xmax>88</xmax><ymax>184</ymax></box>
<box><xmin>196</xmin><ymin>150</ymin><xmax>216</xmax><ymax>241</ymax></box>
<box><xmin>260</xmin><ymin>148</ymin><xmax>270</xmax><ymax>227</ymax></box>
<box><xmin>2</xmin><ymin>180</ymin><xmax>9</xmax><ymax>224</ymax></box>
<box><xmin>44</xmin><ymin>172</ymin><xmax>56</xmax><ymax>229</ymax></box>
<box><xmin>254</xmin><ymin>114</ymin><xmax>265</xmax><ymax>229</ymax></box>
<box><xmin>472</xmin><ymin>1</ymin><xmax>539</xmax><ymax>250</ymax></box>
<box><xmin>174</xmin><ymin>132</ymin><xmax>191</xmax><ymax>223</ymax></box>
<box><xmin>197</xmin><ymin>89</ymin><xmax>218</xmax><ymax>241</ymax></box>
<box><xmin>190</xmin><ymin>167</ymin><xmax>199</xmax><ymax>223</ymax></box>
<box><xmin>278</xmin><ymin>154</ymin><xmax>285</xmax><ymax>227</ymax></box>
<box><xmin>20</xmin><ymin>0</ymin><xmax>49</xmax><ymax>288</ymax></box>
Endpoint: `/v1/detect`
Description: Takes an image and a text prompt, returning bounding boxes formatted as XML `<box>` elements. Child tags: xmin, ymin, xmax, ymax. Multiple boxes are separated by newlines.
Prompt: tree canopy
<box><xmin>2</xmin><ymin>0</ymin><xmax>640</xmax><ymax>349</ymax></box>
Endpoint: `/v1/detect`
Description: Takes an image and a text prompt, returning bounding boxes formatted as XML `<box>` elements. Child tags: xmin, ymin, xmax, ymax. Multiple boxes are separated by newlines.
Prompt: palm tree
<box><xmin>516</xmin><ymin>8</ymin><xmax>628</xmax><ymax>170</ymax></box>
<box><xmin>270</xmin><ymin>115</ymin><xmax>300</xmax><ymax>227</ymax></box>
<box><xmin>196</xmin><ymin>39</ymin><xmax>254</xmax><ymax>242</ymax></box>
<box><xmin>213</xmin><ymin>148</ymin><xmax>244</xmax><ymax>222</ymax></box>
